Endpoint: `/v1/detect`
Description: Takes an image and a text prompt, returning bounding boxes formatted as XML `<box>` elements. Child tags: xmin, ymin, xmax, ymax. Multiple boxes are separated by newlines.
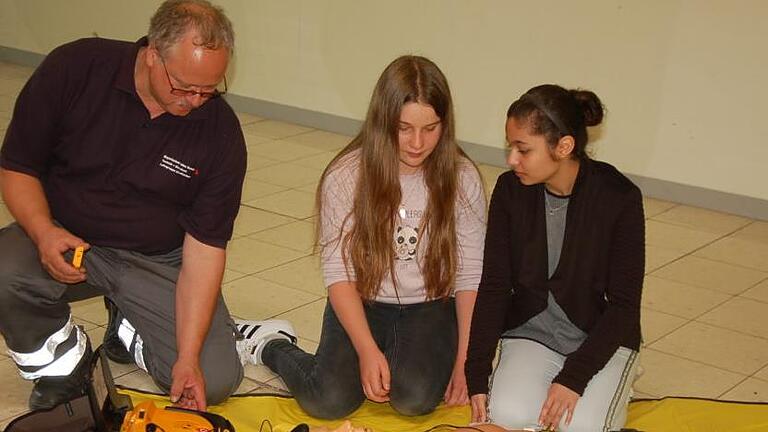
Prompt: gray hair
<box><xmin>148</xmin><ymin>0</ymin><xmax>234</xmax><ymax>57</ymax></box>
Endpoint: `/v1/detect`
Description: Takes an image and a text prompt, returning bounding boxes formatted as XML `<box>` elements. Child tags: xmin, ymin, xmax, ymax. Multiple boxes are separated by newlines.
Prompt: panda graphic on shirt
<box><xmin>394</xmin><ymin>224</ymin><xmax>419</xmax><ymax>261</ymax></box>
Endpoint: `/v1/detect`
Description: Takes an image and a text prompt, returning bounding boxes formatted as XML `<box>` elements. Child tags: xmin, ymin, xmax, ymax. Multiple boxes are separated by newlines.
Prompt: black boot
<box><xmin>103</xmin><ymin>297</ymin><xmax>134</xmax><ymax>365</ymax></box>
<box><xmin>28</xmin><ymin>327</ymin><xmax>92</xmax><ymax>411</ymax></box>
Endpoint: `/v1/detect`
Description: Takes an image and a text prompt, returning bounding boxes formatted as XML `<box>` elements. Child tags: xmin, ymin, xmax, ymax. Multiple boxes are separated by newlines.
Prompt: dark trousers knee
<box><xmin>298</xmin><ymin>386</ymin><xmax>364</xmax><ymax>420</ymax></box>
<box><xmin>389</xmin><ymin>389</ymin><xmax>441</xmax><ymax>416</ymax></box>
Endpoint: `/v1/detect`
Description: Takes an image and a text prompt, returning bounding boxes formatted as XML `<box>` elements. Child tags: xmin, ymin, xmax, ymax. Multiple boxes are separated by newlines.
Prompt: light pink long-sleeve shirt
<box><xmin>320</xmin><ymin>149</ymin><xmax>487</xmax><ymax>304</ymax></box>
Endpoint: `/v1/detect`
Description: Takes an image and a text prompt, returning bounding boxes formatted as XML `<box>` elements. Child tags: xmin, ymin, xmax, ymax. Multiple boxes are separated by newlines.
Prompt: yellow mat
<box><xmin>122</xmin><ymin>389</ymin><xmax>768</xmax><ymax>432</ymax></box>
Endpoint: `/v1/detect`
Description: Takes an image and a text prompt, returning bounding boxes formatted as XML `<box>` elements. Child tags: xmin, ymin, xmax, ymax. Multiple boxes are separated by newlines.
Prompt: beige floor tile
<box><xmin>645</xmin><ymin>245</ymin><xmax>687</xmax><ymax>273</ymax></box>
<box><xmin>234</xmin><ymin>377</ymin><xmax>262</xmax><ymax>394</ymax></box>
<box><xmin>645</xmin><ymin>220</ymin><xmax>720</xmax><ymax>253</ymax></box>
<box><xmin>265</xmin><ymin>375</ymin><xmax>289</xmax><ymax>393</ymax></box>
<box><xmin>247</xmin><ymin>139</ymin><xmax>327</xmax><ymax>163</ymax></box>
<box><xmin>0</xmin><ymin>95</ymin><xmax>15</xmax><ymax>113</ymax></box>
<box><xmin>240</xmin><ymin>177</ymin><xmax>288</xmax><ymax>202</ymax></box>
<box><xmin>651</xmin><ymin>255</ymin><xmax>767</xmax><ymax>295</ymax></box>
<box><xmin>719</xmin><ymin>377</ymin><xmax>768</xmax><ymax>402</ymax></box>
<box><xmin>0</xmin><ymin>358</ymin><xmax>33</xmax><ymax>424</ymax></box>
<box><xmin>296</xmin><ymin>183</ymin><xmax>319</xmax><ymax>194</ymax></box>
<box><xmin>246</xmin><ymin>150</ymin><xmax>281</xmax><ymax>171</ymax></box>
<box><xmin>633</xmin><ymin>349</ymin><xmax>745</xmax><ymax>398</ymax></box>
<box><xmin>1</xmin><ymin>418</ymin><xmax>14</xmax><ymax>430</ymax></box>
<box><xmin>741</xmin><ymin>278</ymin><xmax>768</xmax><ymax>303</ymax></box>
<box><xmin>732</xmin><ymin>221</ymin><xmax>768</xmax><ymax>245</ymax></box>
<box><xmin>0</xmin><ymin>77</ymin><xmax>25</xmax><ymax>96</ymax></box>
<box><xmin>694</xmin><ymin>237</ymin><xmax>768</xmax><ymax>272</ymax></box>
<box><xmin>114</xmin><ymin>369</ymin><xmax>163</xmax><ymax>393</ymax></box>
<box><xmin>0</xmin><ymin>336</ymin><xmax>7</xmax><ymax>359</ymax></box>
<box><xmin>223</xmin><ymin>268</ymin><xmax>246</xmax><ymax>284</ymax></box>
<box><xmin>246</xmin><ymin>189</ymin><xmax>316</xmax><ymax>219</ymax></box>
<box><xmin>74</xmin><ymin>316</ymin><xmax>101</xmax><ymax>332</ymax></box>
<box><xmin>225</xmin><ymin>237</ymin><xmax>305</xmax><ymax>274</ymax></box>
<box><xmin>247</xmin><ymin>163</ymin><xmax>323</xmax><ymax>189</ymax></box>
<box><xmin>291</xmin><ymin>151</ymin><xmax>337</xmax><ymax>170</ymax></box>
<box><xmin>642</xmin><ymin>197</ymin><xmax>677</xmax><ymax>218</ymax></box>
<box><xmin>0</xmin><ymin>62</ymin><xmax>33</xmax><ymax>80</ymax></box>
<box><xmin>70</xmin><ymin>297</ymin><xmax>108</xmax><ymax>326</ymax></box>
<box><xmin>640</xmin><ymin>308</ymin><xmax>687</xmax><ymax>345</ymax></box>
<box><xmin>250</xmin><ymin>220</ymin><xmax>315</xmax><ymax>253</ymax></box>
<box><xmin>240</xmin><ymin>383</ymin><xmax>290</xmax><ymax>396</ymax></box>
<box><xmin>642</xmin><ymin>276</ymin><xmax>730</xmax><ymax>319</ymax></box>
<box><xmin>647</xmin><ymin>321</ymin><xmax>768</xmax><ymax>375</ymax></box>
<box><xmin>698</xmin><ymin>297</ymin><xmax>768</xmax><ymax>339</ymax></box>
<box><xmin>236</xmin><ymin>112</ymin><xmax>264</xmax><ymax>126</ymax></box>
<box><xmin>257</xmin><ymin>255</ymin><xmax>326</xmax><ymax>297</ymax></box>
<box><xmin>242</xmin><ymin>131</ymin><xmax>272</xmax><ymax>146</ymax></box>
<box><xmin>242</xmin><ymin>120</ymin><xmax>313</xmax><ymax>140</ymax></box>
<box><xmin>273</xmin><ymin>299</ymin><xmax>327</xmax><ymax>343</ymax></box>
<box><xmin>242</xmin><ymin>363</ymin><xmax>279</xmax><ymax>384</ymax></box>
<box><xmin>283</xmin><ymin>129</ymin><xmax>351</xmax><ymax>151</ymax></box>
<box><xmin>756</xmin><ymin>365</ymin><xmax>768</xmax><ymax>381</ymax></box>
<box><xmin>631</xmin><ymin>390</ymin><xmax>659</xmax><ymax>399</ymax></box>
<box><xmin>223</xmin><ymin>275</ymin><xmax>320</xmax><ymax>321</ymax></box>
<box><xmin>232</xmin><ymin>206</ymin><xmax>294</xmax><ymax>237</ymax></box>
<box><xmin>652</xmin><ymin>205</ymin><xmax>752</xmax><ymax>236</ymax></box>
<box><xmin>0</xmin><ymin>206</ymin><xmax>14</xmax><ymax>227</ymax></box>
<box><xmin>107</xmin><ymin>358</ymin><xmax>141</xmax><ymax>381</ymax></box>
<box><xmin>297</xmin><ymin>336</ymin><xmax>319</xmax><ymax>355</ymax></box>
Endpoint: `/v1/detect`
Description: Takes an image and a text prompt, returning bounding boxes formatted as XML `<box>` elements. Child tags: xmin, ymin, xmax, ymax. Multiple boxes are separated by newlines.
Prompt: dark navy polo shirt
<box><xmin>1</xmin><ymin>37</ymin><xmax>246</xmax><ymax>254</ymax></box>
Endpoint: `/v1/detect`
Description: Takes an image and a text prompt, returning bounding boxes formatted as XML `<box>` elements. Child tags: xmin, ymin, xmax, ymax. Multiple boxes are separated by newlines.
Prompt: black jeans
<box><xmin>263</xmin><ymin>298</ymin><xmax>458</xmax><ymax>419</ymax></box>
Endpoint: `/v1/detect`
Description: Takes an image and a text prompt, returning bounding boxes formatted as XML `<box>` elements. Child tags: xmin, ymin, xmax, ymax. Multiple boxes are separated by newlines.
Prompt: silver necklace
<box><xmin>545</xmin><ymin>190</ymin><xmax>569</xmax><ymax>215</ymax></box>
<box><xmin>398</xmin><ymin>174</ymin><xmax>421</xmax><ymax>219</ymax></box>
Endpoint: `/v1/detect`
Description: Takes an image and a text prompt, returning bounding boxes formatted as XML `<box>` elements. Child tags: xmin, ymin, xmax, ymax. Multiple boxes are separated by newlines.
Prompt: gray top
<box><xmin>503</xmin><ymin>189</ymin><xmax>587</xmax><ymax>354</ymax></box>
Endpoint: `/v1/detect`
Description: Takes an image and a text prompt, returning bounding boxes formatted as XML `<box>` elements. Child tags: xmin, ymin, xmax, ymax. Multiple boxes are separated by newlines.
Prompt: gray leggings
<box><xmin>0</xmin><ymin>223</ymin><xmax>243</xmax><ymax>404</ymax></box>
<box><xmin>488</xmin><ymin>338</ymin><xmax>638</xmax><ymax>432</ymax></box>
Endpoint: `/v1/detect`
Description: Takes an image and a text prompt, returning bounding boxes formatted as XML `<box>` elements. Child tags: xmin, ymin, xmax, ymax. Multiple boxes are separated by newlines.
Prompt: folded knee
<box><xmin>298</xmin><ymin>386</ymin><xmax>364</xmax><ymax>420</ymax></box>
<box><xmin>204</xmin><ymin>363</ymin><xmax>244</xmax><ymax>406</ymax></box>
<box><xmin>389</xmin><ymin>389</ymin><xmax>440</xmax><ymax>416</ymax></box>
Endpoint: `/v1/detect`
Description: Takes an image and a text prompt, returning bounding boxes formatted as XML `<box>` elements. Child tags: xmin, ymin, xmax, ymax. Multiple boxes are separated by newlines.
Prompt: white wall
<box><xmin>1</xmin><ymin>0</ymin><xmax>766</xmax><ymax>200</ymax></box>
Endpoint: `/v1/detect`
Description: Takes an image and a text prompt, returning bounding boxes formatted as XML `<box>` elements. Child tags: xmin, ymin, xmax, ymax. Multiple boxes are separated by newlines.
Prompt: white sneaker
<box><xmin>234</xmin><ymin>319</ymin><xmax>297</xmax><ymax>365</ymax></box>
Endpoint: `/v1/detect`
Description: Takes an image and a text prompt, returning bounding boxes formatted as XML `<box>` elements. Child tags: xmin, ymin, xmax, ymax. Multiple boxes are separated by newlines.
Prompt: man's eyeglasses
<box><xmin>160</xmin><ymin>58</ymin><xmax>227</xmax><ymax>99</ymax></box>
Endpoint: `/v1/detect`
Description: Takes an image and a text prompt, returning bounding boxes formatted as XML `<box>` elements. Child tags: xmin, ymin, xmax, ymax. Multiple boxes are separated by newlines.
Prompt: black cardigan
<box><xmin>465</xmin><ymin>159</ymin><xmax>645</xmax><ymax>396</ymax></box>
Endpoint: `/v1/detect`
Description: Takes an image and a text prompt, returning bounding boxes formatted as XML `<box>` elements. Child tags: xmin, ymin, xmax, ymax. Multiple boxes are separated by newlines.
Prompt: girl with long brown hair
<box><xmin>237</xmin><ymin>55</ymin><xmax>486</xmax><ymax>419</ymax></box>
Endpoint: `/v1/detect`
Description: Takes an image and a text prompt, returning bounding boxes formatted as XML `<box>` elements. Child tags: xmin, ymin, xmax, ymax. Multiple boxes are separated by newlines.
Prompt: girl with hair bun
<box><xmin>462</xmin><ymin>84</ymin><xmax>644</xmax><ymax>432</ymax></box>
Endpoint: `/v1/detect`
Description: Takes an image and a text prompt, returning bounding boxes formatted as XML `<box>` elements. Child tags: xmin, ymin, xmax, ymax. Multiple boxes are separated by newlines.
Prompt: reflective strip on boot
<box><xmin>133</xmin><ymin>333</ymin><xmax>147</xmax><ymax>372</ymax></box>
<box><xmin>117</xmin><ymin>318</ymin><xmax>136</xmax><ymax>350</ymax></box>
<box><xmin>7</xmin><ymin>315</ymin><xmax>75</xmax><ymax>367</ymax></box>
<box><xmin>17</xmin><ymin>326</ymin><xmax>87</xmax><ymax>380</ymax></box>
<box><xmin>117</xmin><ymin>318</ymin><xmax>147</xmax><ymax>372</ymax></box>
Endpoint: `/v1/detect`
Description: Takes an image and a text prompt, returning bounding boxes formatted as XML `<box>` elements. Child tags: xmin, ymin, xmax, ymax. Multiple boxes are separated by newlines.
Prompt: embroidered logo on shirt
<box><xmin>159</xmin><ymin>154</ymin><xmax>198</xmax><ymax>178</ymax></box>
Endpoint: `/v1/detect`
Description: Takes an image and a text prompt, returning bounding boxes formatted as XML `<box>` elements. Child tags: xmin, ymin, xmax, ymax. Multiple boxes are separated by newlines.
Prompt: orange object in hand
<box><xmin>72</xmin><ymin>246</ymin><xmax>85</xmax><ymax>269</ymax></box>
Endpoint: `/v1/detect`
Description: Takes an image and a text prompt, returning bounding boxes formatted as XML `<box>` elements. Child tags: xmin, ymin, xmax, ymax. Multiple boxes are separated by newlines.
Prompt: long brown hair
<box><xmin>316</xmin><ymin>55</ymin><xmax>472</xmax><ymax>301</ymax></box>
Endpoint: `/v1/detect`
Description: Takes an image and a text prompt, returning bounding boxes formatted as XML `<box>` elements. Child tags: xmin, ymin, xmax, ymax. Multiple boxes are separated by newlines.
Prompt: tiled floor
<box><xmin>1</xmin><ymin>60</ymin><xmax>768</xmax><ymax>425</ymax></box>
